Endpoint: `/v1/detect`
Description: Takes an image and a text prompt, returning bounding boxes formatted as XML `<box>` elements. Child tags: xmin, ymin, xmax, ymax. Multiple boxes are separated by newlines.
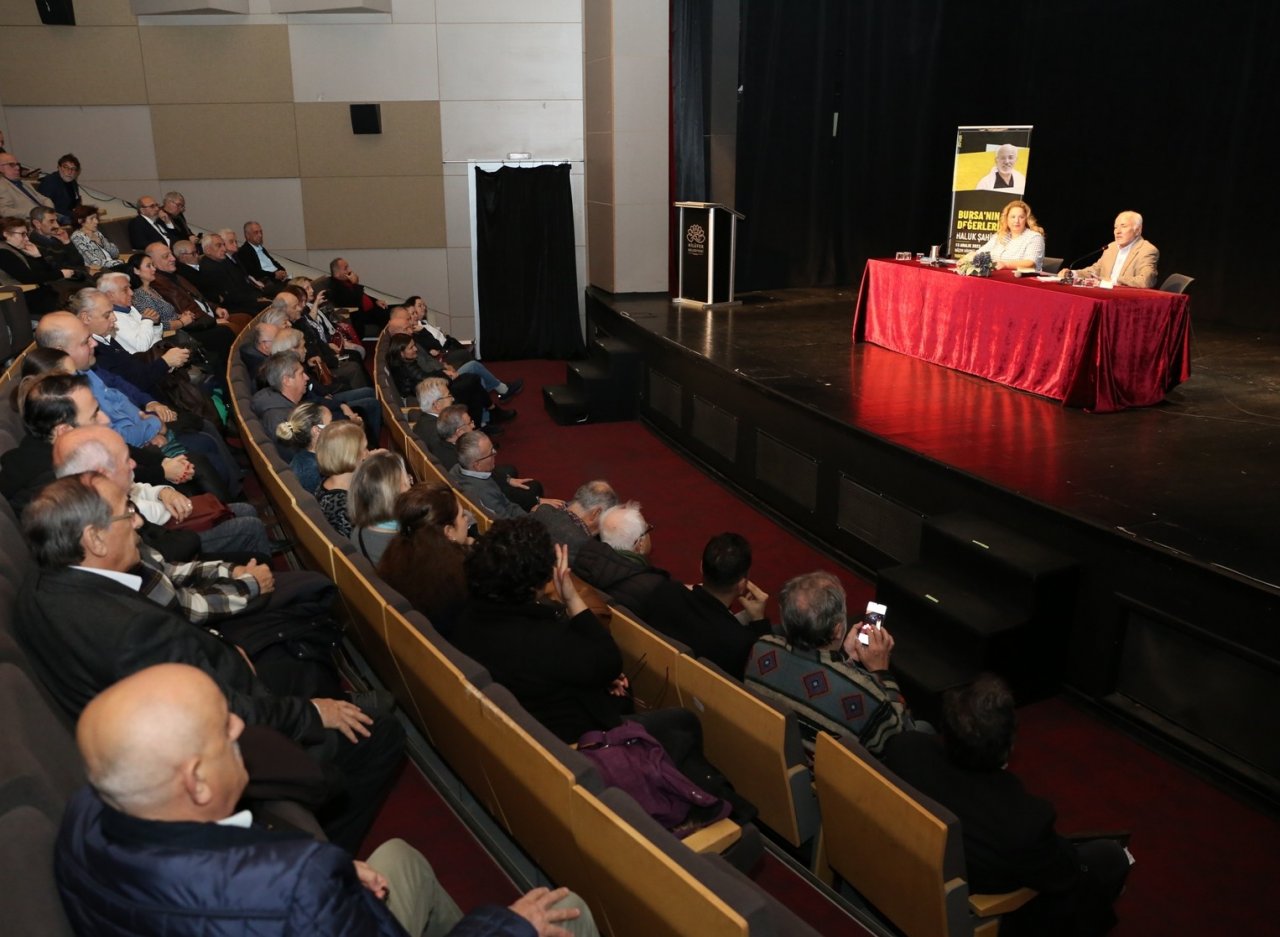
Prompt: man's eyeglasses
<box><xmin>106</xmin><ymin>504</ymin><xmax>138</xmax><ymax>525</ymax></box>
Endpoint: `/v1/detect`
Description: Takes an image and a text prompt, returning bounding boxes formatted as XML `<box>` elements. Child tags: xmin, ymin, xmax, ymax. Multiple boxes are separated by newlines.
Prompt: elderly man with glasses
<box><xmin>0</xmin><ymin>151</ymin><xmax>54</xmax><ymax>216</ymax></box>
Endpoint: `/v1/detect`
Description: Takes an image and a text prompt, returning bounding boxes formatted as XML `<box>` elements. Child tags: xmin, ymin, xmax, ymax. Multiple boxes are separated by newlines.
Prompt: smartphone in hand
<box><xmin>858</xmin><ymin>601</ymin><xmax>887</xmax><ymax>645</ymax></box>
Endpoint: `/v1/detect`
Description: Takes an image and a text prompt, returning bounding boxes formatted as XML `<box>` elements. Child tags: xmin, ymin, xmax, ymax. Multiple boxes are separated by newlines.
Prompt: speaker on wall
<box><xmin>35</xmin><ymin>0</ymin><xmax>75</xmax><ymax>25</ymax></box>
<box><xmin>349</xmin><ymin>104</ymin><xmax>382</xmax><ymax>135</ymax></box>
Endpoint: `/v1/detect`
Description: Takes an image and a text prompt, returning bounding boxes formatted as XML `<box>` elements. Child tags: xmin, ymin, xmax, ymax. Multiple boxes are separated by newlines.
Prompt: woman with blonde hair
<box><xmin>314</xmin><ymin>421</ymin><xmax>371</xmax><ymax>537</ymax></box>
<box><xmin>348</xmin><ymin>450</ymin><xmax>411</xmax><ymax>564</ymax></box>
<box><xmin>378</xmin><ymin>483</ymin><xmax>473</xmax><ymax>635</ymax></box>
<box><xmin>275</xmin><ymin>401</ymin><xmax>331</xmax><ymax>493</ymax></box>
<box><xmin>965</xmin><ymin>199</ymin><xmax>1045</xmax><ymax>271</ymax></box>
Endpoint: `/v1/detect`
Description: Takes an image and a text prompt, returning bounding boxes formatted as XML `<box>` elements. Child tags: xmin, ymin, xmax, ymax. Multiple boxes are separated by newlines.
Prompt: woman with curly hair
<box><xmin>377</xmin><ymin>483</ymin><xmax>472</xmax><ymax>635</ymax></box>
<box><xmin>451</xmin><ymin>517</ymin><xmax>627</xmax><ymax>743</ymax></box>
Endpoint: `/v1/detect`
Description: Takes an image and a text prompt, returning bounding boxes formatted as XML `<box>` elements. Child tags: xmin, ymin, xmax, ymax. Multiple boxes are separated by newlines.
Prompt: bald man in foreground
<box><xmin>56</xmin><ymin>664</ymin><xmax>595</xmax><ymax>937</ymax></box>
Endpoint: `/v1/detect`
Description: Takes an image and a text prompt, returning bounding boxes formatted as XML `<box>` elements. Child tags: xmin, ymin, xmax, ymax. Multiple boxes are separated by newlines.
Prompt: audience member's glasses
<box><xmin>106</xmin><ymin>504</ymin><xmax>138</xmax><ymax>525</ymax></box>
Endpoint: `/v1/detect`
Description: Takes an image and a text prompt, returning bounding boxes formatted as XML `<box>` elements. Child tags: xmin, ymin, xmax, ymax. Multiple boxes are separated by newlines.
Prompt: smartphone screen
<box><xmin>858</xmin><ymin>601</ymin><xmax>887</xmax><ymax>645</ymax></box>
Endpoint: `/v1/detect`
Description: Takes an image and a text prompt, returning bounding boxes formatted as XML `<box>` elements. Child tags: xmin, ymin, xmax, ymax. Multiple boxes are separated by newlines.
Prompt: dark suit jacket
<box><xmin>643</xmin><ymin>581</ymin><xmax>770</xmax><ymax>680</ymax></box>
<box><xmin>199</xmin><ymin>256</ymin><xmax>265</xmax><ymax>313</ymax></box>
<box><xmin>883</xmin><ymin>732</ymin><xmax>1079</xmax><ymax>896</ymax></box>
<box><xmin>127</xmin><ymin>215</ymin><xmax>176</xmax><ymax>250</ymax></box>
<box><xmin>236</xmin><ymin>241</ymin><xmax>284</xmax><ymax>281</ymax></box>
<box><xmin>92</xmin><ymin>339</ymin><xmax>169</xmax><ymax>395</ymax></box>
<box><xmin>572</xmin><ymin>541</ymin><xmax>671</xmax><ymax>621</ymax></box>
<box><xmin>15</xmin><ymin>566</ymin><xmax>324</xmax><ymax>743</ymax></box>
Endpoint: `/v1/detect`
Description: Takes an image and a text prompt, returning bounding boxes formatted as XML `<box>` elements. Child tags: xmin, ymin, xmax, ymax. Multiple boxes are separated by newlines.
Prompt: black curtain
<box><xmin>673</xmin><ymin>0</ymin><xmax>711</xmax><ymax>202</ymax></box>
<box><xmin>475</xmin><ymin>164</ymin><xmax>585</xmax><ymax>359</ymax></box>
<box><xmin>731</xmin><ymin>0</ymin><xmax>1280</xmax><ymax>328</ymax></box>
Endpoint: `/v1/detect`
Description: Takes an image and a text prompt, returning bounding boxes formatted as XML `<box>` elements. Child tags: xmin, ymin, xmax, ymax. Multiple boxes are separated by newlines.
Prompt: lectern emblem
<box><xmin>687</xmin><ymin>224</ymin><xmax>706</xmax><ymax>244</ymax></box>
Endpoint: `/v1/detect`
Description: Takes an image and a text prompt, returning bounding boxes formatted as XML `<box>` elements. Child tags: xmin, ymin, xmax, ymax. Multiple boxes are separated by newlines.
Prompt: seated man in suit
<box><xmin>70</xmin><ymin>287</ymin><xmax>191</xmax><ymax>399</ymax></box>
<box><xmin>0</xmin><ymin>150</ymin><xmax>54</xmax><ymax>217</ymax></box>
<box><xmin>145</xmin><ymin>242</ymin><xmax>238</xmax><ymax>362</ymax></box>
<box><xmin>645</xmin><ymin>532</ymin><xmax>770</xmax><ymax>679</ymax></box>
<box><xmin>1059</xmin><ymin>210</ymin><xmax>1159</xmax><ymax>288</ymax></box>
<box><xmin>448</xmin><ymin>431</ymin><xmax>556</xmax><ymax>520</ymax></box>
<box><xmin>162</xmin><ymin>190</ymin><xmax>195</xmax><ymax>243</ymax></box>
<box><xmin>197</xmin><ymin>232</ymin><xmax>271</xmax><ymax>316</ymax></box>
<box><xmin>29</xmin><ymin>205</ymin><xmax>86</xmax><ymax>275</ymax></box>
<box><xmin>745</xmin><ymin>570</ymin><xmax>920</xmax><ymax>757</ymax></box>
<box><xmin>236</xmin><ymin>220</ymin><xmax>289</xmax><ymax>295</ymax></box>
<box><xmin>531</xmin><ymin>480</ymin><xmax>618</xmax><ymax>564</ymax></box>
<box><xmin>127</xmin><ymin>194</ymin><xmax>178</xmax><ymax>249</ymax></box>
<box><xmin>425</xmin><ymin>402</ymin><xmax>471</xmax><ymax>469</ymax></box>
<box><xmin>411</xmin><ymin>377</ymin><xmax>456</xmax><ymax>459</ymax></box>
<box><xmin>17</xmin><ymin>474</ymin><xmax>405</xmax><ymax>851</ymax></box>
<box><xmin>884</xmin><ymin>675</ymin><xmax>1131</xmax><ymax>937</ymax></box>
<box><xmin>572</xmin><ymin>501</ymin><xmax>671</xmax><ymax>618</ymax></box>
<box><xmin>36</xmin><ymin>153</ymin><xmax>83</xmax><ymax>221</ymax></box>
<box><xmin>57</xmin><ymin>663</ymin><xmax>594</xmax><ymax>937</ymax></box>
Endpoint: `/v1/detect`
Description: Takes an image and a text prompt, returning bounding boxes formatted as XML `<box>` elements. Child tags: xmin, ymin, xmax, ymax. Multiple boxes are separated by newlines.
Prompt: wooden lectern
<box><xmin>675</xmin><ymin>201</ymin><xmax>744</xmax><ymax>308</ymax></box>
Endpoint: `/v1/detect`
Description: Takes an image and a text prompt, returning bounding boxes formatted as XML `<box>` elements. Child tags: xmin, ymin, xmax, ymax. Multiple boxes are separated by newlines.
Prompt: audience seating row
<box><xmin>368</xmin><ymin>333</ymin><xmax>1038</xmax><ymax>935</ymax></box>
<box><xmin>232</xmin><ymin>325</ymin><xmax>821</xmax><ymax>936</ymax></box>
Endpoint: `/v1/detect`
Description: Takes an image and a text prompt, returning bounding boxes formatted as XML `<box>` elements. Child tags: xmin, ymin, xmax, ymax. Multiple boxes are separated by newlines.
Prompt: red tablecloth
<box><xmin>852</xmin><ymin>259</ymin><xmax>1192</xmax><ymax>412</ymax></box>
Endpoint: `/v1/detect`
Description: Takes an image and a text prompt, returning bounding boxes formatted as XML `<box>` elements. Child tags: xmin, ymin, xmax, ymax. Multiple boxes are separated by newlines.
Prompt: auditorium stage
<box><xmin>586</xmin><ymin>284</ymin><xmax>1280</xmax><ymax>801</ymax></box>
<box><xmin>591</xmin><ymin>285</ymin><xmax>1279</xmax><ymax>587</ymax></box>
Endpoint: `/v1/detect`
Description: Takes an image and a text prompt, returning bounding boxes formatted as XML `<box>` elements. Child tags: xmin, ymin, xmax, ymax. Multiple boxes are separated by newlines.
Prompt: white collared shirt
<box><xmin>1109</xmin><ymin>240</ymin><xmax>1137</xmax><ymax>284</ymax></box>
<box><xmin>216</xmin><ymin>809</ymin><xmax>254</xmax><ymax>829</ymax></box>
<box><xmin>111</xmin><ymin>305</ymin><xmax>161</xmax><ymax>353</ymax></box>
<box><xmin>71</xmin><ymin>566</ymin><xmax>143</xmax><ymax>591</ymax></box>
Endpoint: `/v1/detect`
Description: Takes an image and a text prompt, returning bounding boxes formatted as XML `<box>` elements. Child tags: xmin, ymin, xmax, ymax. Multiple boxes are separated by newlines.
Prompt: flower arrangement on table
<box><xmin>955</xmin><ymin>251</ymin><xmax>994</xmax><ymax>277</ymax></box>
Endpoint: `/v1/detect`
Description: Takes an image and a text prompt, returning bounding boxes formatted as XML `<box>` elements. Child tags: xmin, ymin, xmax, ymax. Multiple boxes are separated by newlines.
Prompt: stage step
<box><xmin>544</xmin><ymin>334</ymin><xmax>642</xmax><ymax>424</ymax></box>
<box><xmin>542</xmin><ymin>384</ymin><xmax>589</xmax><ymax>425</ymax></box>
<box><xmin>875</xmin><ymin>512</ymin><xmax>1079</xmax><ymax>715</ymax></box>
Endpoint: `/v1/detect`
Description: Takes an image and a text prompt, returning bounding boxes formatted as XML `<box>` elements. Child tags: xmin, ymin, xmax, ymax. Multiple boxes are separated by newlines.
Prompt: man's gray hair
<box><xmin>436</xmin><ymin>403</ymin><xmax>470</xmax><ymax>440</ymax></box>
<box><xmin>455</xmin><ymin>430</ymin><xmax>489</xmax><ymax>470</ymax></box>
<box><xmin>599</xmin><ymin>501</ymin><xmax>646</xmax><ymax>551</ymax></box>
<box><xmin>261</xmin><ymin>351</ymin><xmax>303</xmax><ymax>391</ymax></box>
<box><xmin>778</xmin><ymin>571</ymin><xmax>847</xmax><ymax>651</ymax></box>
<box><xmin>22</xmin><ymin>474</ymin><xmax>111</xmax><ymax>569</ymax></box>
<box><xmin>265</xmin><ymin>296</ymin><xmax>292</xmax><ymax>318</ymax></box>
<box><xmin>572</xmin><ymin>479</ymin><xmax>618</xmax><ymax>514</ymax></box>
<box><xmin>415</xmin><ymin>377</ymin><xmax>450</xmax><ymax>411</ymax></box>
<box><xmin>66</xmin><ymin>288</ymin><xmax>107</xmax><ymax>316</ymax></box>
<box><xmin>163</xmin><ymin>190</ymin><xmax>185</xmax><ymax>203</ymax></box>
<box><xmin>199</xmin><ymin>233</ymin><xmax>222</xmax><ymax>253</ymax></box>
<box><xmin>96</xmin><ymin>271</ymin><xmax>130</xmax><ymax>294</ymax></box>
<box><xmin>53</xmin><ymin>438</ymin><xmax>118</xmax><ymax>478</ymax></box>
<box><xmin>270</xmin><ymin>328</ymin><xmax>304</xmax><ymax>356</ymax></box>
<box><xmin>259</xmin><ymin>308</ymin><xmax>290</xmax><ymax>327</ymax></box>
<box><xmin>29</xmin><ymin>205</ymin><xmax>56</xmax><ymax>223</ymax></box>
<box><xmin>249</xmin><ymin>321</ymin><xmax>277</xmax><ymax>350</ymax></box>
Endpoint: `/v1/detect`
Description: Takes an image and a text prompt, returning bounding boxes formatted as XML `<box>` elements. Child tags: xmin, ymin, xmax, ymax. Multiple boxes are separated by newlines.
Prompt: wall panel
<box><xmin>300</xmin><ymin>175</ymin><xmax>445</xmax><ymax>248</ymax></box>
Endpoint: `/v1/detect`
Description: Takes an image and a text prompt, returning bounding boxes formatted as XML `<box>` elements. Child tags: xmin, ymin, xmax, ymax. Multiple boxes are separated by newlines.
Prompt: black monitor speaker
<box><xmin>349</xmin><ymin>104</ymin><xmax>382</xmax><ymax>135</ymax></box>
<box><xmin>35</xmin><ymin>0</ymin><xmax>75</xmax><ymax>25</ymax></box>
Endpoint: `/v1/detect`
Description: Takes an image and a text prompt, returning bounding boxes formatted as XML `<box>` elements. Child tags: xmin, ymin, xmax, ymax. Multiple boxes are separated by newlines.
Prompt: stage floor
<box><xmin>603</xmin><ymin>287</ymin><xmax>1280</xmax><ymax>589</ymax></box>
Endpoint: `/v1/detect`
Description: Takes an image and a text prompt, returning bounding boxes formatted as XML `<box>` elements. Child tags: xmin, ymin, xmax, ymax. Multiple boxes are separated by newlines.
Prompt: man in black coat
<box><xmin>883</xmin><ymin>675</ymin><xmax>1131</xmax><ymax>937</ymax></box>
<box><xmin>15</xmin><ymin>474</ymin><xmax>405</xmax><ymax>850</ymax></box>
<box><xmin>197</xmin><ymin>232</ymin><xmax>271</xmax><ymax>314</ymax></box>
<box><xmin>572</xmin><ymin>501</ymin><xmax>671</xmax><ymax>618</ymax></box>
<box><xmin>643</xmin><ymin>532</ymin><xmax>770</xmax><ymax>680</ymax></box>
<box><xmin>127</xmin><ymin>195</ymin><xmax>178</xmax><ymax>249</ymax></box>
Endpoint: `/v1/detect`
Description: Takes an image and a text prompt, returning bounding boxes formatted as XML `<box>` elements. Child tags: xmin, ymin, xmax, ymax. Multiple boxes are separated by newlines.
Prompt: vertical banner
<box><xmin>948</xmin><ymin>126</ymin><xmax>1033</xmax><ymax>257</ymax></box>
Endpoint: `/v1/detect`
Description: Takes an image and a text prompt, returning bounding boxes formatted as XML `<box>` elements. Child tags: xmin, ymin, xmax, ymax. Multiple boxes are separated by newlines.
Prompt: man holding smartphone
<box><xmin>745</xmin><ymin>570</ymin><xmax>921</xmax><ymax>757</ymax></box>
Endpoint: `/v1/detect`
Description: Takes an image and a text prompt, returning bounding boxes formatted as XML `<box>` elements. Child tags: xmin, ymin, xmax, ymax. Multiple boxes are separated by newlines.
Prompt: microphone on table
<box><xmin>1062</xmin><ymin>244</ymin><xmax>1109</xmax><ymax>273</ymax></box>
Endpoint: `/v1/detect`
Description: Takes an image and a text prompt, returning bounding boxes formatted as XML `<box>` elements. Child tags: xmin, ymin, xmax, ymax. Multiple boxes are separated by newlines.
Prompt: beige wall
<box><xmin>0</xmin><ymin>0</ymin><xmax>669</xmax><ymax>336</ymax></box>
<box><xmin>585</xmin><ymin>0</ymin><xmax>670</xmax><ymax>293</ymax></box>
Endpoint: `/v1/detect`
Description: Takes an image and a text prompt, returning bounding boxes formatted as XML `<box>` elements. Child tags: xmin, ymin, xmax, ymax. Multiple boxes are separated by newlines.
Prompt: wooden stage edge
<box><xmin>584</xmin><ymin>285</ymin><xmax>1280</xmax><ymax>807</ymax></box>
